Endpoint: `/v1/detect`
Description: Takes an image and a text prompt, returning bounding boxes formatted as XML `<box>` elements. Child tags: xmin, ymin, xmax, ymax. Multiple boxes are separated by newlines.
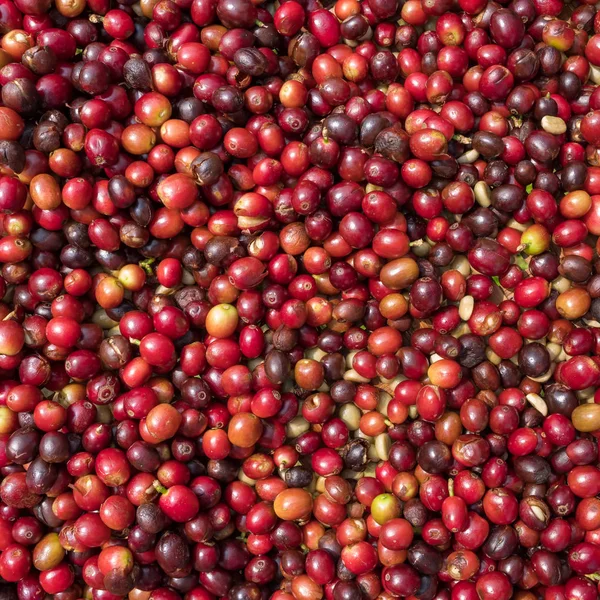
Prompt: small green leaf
<box><xmin>492</xmin><ymin>276</ymin><xmax>500</xmax><ymax>286</ymax></box>
<box><xmin>526</xmin><ymin>184</ymin><xmax>533</xmax><ymax>194</ymax></box>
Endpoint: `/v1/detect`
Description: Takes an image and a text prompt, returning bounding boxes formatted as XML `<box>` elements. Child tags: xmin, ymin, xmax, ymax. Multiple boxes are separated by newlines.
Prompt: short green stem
<box><xmin>139</xmin><ymin>257</ymin><xmax>155</xmax><ymax>276</ymax></box>
<box><xmin>152</xmin><ymin>480</ymin><xmax>168</xmax><ymax>495</ymax></box>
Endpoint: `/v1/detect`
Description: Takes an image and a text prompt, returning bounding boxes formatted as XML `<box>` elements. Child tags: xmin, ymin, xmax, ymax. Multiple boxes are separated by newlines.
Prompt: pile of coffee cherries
<box><xmin>1</xmin><ymin>0</ymin><xmax>600</xmax><ymax>598</ymax></box>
